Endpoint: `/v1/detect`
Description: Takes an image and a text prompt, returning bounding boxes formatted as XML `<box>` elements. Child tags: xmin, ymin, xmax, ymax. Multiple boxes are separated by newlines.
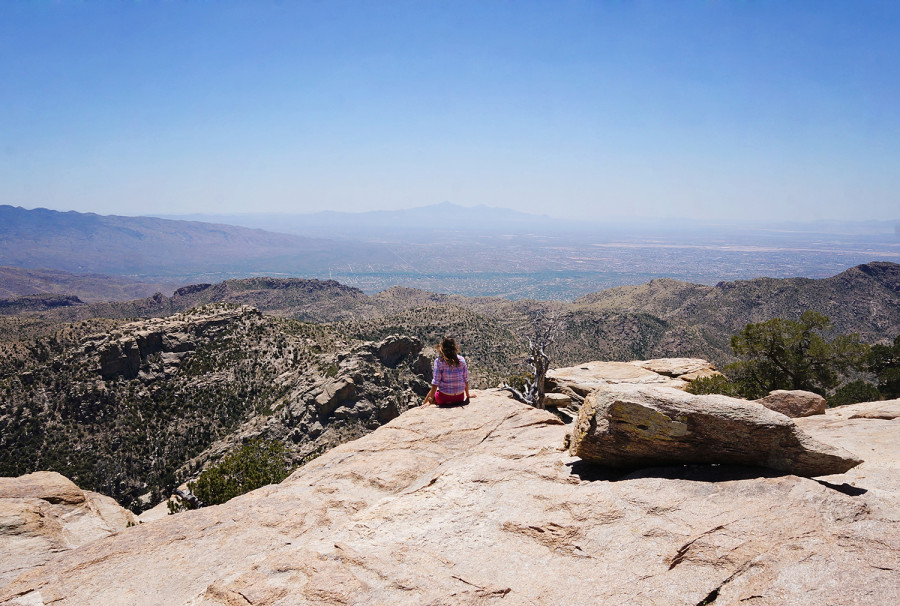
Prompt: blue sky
<box><xmin>1</xmin><ymin>1</ymin><xmax>898</xmax><ymax>221</ymax></box>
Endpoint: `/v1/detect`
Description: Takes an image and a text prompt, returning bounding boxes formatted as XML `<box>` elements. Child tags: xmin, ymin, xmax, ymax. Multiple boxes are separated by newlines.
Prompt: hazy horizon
<box><xmin>7</xmin><ymin>202</ymin><xmax>900</xmax><ymax>235</ymax></box>
<box><xmin>2</xmin><ymin>2</ymin><xmax>899</xmax><ymax>223</ymax></box>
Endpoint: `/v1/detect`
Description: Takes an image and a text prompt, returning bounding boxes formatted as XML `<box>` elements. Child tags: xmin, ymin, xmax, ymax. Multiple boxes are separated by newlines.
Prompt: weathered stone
<box><xmin>757</xmin><ymin>389</ymin><xmax>826</xmax><ymax>418</ymax></box>
<box><xmin>0</xmin><ymin>472</ymin><xmax>85</xmax><ymax>505</ymax></box>
<box><xmin>413</xmin><ymin>349</ymin><xmax>435</xmax><ymax>381</ymax></box>
<box><xmin>543</xmin><ymin>392</ymin><xmax>572</xmax><ymax>408</ymax></box>
<box><xmin>849</xmin><ymin>409</ymin><xmax>900</xmax><ymax>420</ymax></box>
<box><xmin>374</xmin><ymin>335</ymin><xmax>421</xmax><ymax>368</ymax></box>
<box><xmin>0</xmin><ymin>472</ymin><xmax>136</xmax><ymax>587</ymax></box>
<box><xmin>313</xmin><ymin>378</ymin><xmax>356</xmax><ymax>418</ymax></box>
<box><xmin>630</xmin><ymin>357</ymin><xmax>719</xmax><ymax>379</ymax></box>
<box><xmin>547</xmin><ymin>359</ymin><xmax>726</xmax><ymax>401</ymax></box>
<box><xmin>91</xmin><ymin>306</ymin><xmax>256</xmax><ymax>380</ymax></box>
<box><xmin>570</xmin><ymin>385</ymin><xmax>862</xmax><ymax>476</ymax></box>
<box><xmin>332</xmin><ymin>405</ymin><xmax>354</xmax><ymax>420</ymax></box>
<box><xmin>1</xmin><ymin>393</ymin><xmax>896</xmax><ymax>606</ymax></box>
<box><xmin>547</xmin><ymin>360</ymin><xmax>685</xmax><ymax>396</ymax></box>
<box><xmin>97</xmin><ymin>338</ymin><xmax>141</xmax><ymax>380</ymax></box>
<box><xmin>795</xmin><ymin>398</ymin><xmax>900</xmax><ymax>511</ymax></box>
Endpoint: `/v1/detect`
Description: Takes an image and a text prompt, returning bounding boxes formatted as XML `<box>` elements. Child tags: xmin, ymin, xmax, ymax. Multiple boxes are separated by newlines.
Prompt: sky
<box><xmin>1</xmin><ymin>1</ymin><xmax>898</xmax><ymax>222</ymax></box>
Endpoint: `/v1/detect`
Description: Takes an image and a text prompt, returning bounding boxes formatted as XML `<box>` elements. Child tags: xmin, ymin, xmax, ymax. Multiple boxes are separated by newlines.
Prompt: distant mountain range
<box><xmin>0</xmin><ymin>205</ymin><xmax>391</xmax><ymax>279</ymax></box>
<box><xmin>159</xmin><ymin>202</ymin><xmax>900</xmax><ymax>239</ymax></box>
<box><xmin>0</xmin><ymin>266</ymin><xmax>179</xmax><ymax>302</ymax></box>
<box><xmin>156</xmin><ymin>201</ymin><xmax>562</xmax><ymax>239</ymax></box>
<box><xmin>3</xmin><ymin>204</ymin><xmax>899</xmax><ymax>300</ymax></box>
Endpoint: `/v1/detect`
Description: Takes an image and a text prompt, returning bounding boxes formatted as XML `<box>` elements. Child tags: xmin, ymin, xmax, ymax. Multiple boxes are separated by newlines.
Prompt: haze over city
<box><xmin>2</xmin><ymin>1</ymin><xmax>898</xmax><ymax>223</ymax></box>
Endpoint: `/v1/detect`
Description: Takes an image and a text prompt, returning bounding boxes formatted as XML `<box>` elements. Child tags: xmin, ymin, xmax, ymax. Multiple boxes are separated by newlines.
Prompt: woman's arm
<box><xmin>423</xmin><ymin>384</ymin><xmax>437</xmax><ymax>407</ymax></box>
<box><xmin>462</xmin><ymin>357</ymin><xmax>474</xmax><ymax>399</ymax></box>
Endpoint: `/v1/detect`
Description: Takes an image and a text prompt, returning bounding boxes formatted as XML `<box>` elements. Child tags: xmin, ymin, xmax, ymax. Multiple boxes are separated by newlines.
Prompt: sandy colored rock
<box><xmin>1</xmin><ymin>392</ymin><xmax>897</xmax><ymax>606</ymax></box>
<box><xmin>542</xmin><ymin>392</ymin><xmax>572</xmax><ymax>407</ymax></box>
<box><xmin>757</xmin><ymin>389</ymin><xmax>826</xmax><ymax>418</ymax></box>
<box><xmin>630</xmin><ymin>357</ymin><xmax>720</xmax><ymax>380</ymax></box>
<box><xmin>546</xmin><ymin>358</ymin><xmax>722</xmax><ymax>398</ymax></box>
<box><xmin>0</xmin><ymin>472</ymin><xmax>85</xmax><ymax>505</ymax></box>
<box><xmin>547</xmin><ymin>360</ymin><xmax>687</xmax><ymax>395</ymax></box>
<box><xmin>570</xmin><ymin>385</ymin><xmax>862</xmax><ymax>477</ymax></box>
<box><xmin>0</xmin><ymin>472</ymin><xmax>136</xmax><ymax>587</ymax></box>
<box><xmin>796</xmin><ymin>399</ymin><xmax>900</xmax><ymax>518</ymax></box>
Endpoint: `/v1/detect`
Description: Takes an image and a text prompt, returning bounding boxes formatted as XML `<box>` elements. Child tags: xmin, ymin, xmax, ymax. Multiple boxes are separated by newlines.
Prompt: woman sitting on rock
<box><xmin>423</xmin><ymin>336</ymin><xmax>474</xmax><ymax>406</ymax></box>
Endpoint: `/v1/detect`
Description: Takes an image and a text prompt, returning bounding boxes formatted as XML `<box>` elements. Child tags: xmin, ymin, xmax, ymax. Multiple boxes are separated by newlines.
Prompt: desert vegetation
<box><xmin>687</xmin><ymin>312</ymin><xmax>896</xmax><ymax>405</ymax></box>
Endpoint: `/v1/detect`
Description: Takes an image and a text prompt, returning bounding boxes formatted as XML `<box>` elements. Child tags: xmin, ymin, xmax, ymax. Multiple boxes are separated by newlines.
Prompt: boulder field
<box><xmin>1</xmin><ymin>391</ymin><xmax>898</xmax><ymax>606</ymax></box>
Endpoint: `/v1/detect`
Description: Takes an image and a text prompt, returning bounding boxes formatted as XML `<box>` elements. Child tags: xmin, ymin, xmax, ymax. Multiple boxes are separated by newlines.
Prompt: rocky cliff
<box><xmin>0</xmin><ymin>304</ymin><xmax>432</xmax><ymax>510</ymax></box>
<box><xmin>1</xmin><ymin>392</ymin><xmax>897</xmax><ymax>605</ymax></box>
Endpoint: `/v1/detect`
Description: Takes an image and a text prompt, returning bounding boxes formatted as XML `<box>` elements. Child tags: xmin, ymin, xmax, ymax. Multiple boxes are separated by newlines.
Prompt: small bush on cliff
<box><xmin>189</xmin><ymin>439</ymin><xmax>294</xmax><ymax>507</ymax></box>
<box><xmin>725</xmin><ymin>311</ymin><xmax>869</xmax><ymax>399</ymax></box>
<box><xmin>828</xmin><ymin>380</ymin><xmax>882</xmax><ymax>407</ymax></box>
<box><xmin>684</xmin><ymin>374</ymin><xmax>742</xmax><ymax>397</ymax></box>
<box><xmin>868</xmin><ymin>335</ymin><xmax>900</xmax><ymax>399</ymax></box>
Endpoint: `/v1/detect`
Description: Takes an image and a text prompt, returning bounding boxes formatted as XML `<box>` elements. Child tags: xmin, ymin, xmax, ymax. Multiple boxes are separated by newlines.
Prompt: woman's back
<box><xmin>433</xmin><ymin>355</ymin><xmax>468</xmax><ymax>395</ymax></box>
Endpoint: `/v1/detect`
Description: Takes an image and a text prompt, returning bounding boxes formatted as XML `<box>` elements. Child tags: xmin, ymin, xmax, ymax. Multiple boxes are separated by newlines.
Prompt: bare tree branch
<box><xmin>502</xmin><ymin>309</ymin><xmax>566</xmax><ymax>409</ymax></box>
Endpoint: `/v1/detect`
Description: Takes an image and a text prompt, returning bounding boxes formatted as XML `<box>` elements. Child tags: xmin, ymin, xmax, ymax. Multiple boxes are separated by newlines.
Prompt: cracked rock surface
<box><xmin>2</xmin><ymin>393</ymin><xmax>898</xmax><ymax>605</ymax></box>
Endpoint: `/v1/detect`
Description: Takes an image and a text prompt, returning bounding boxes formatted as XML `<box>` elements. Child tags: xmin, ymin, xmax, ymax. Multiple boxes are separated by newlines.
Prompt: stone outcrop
<box><xmin>570</xmin><ymin>385</ymin><xmax>862</xmax><ymax>476</ymax></box>
<box><xmin>80</xmin><ymin>305</ymin><xmax>258</xmax><ymax>381</ymax></box>
<box><xmin>756</xmin><ymin>389</ymin><xmax>826</xmax><ymax>417</ymax></box>
<box><xmin>0</xmin><ymin>472</ymin><xmax>136</xmax><ymax>587</ymax></box>
<box><xmin>174</xmin><ymin>334</ymin><xmax>432</xmax><ymax>479</ymax></box>
<box><xmin>547</xmin><ymin>357</ymin><xmax>720</xmax><ymax>396</ymax></box>
<box><xmin>794</xmin><ymin>399</ymin><xmax>900</xmax><ymax>507</ymax></box>
<box><xmin>2</xmin><ymin>393</ymin><xmax>897</xmax><ymax>606</ymax></box>
<box><xmin>0</xmin><ymin>294</ymin><xmax>84</xmax><ymax>314</ymax></box>
<box><xmin>630</xmin><ymin>357</ymin><xmax>721</xmax><ymax>381</ymax></box>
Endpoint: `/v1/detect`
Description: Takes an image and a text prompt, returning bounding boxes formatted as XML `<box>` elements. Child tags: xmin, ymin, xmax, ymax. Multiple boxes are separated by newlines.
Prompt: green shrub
<box><xmin>684</xmin><ymin>374</ymin><xmax>742</xmax><ymax>397</ymax></box>
<box><xmin>828</xmin><ymin>380</ymin><xmax>881</xmax><ymax>407</ymax></box>
<box><xmin>729</xmin><ymin>311</ymin><xmax>868</xmax><ymax>397</ymax></box>
<box><xmin>868</xmin><ymin>335</ymin><xmax>900</xmax><ymax>399</ymax></box>
<box><xmin>505</xmin><ymin>371</ymin><xmax>534</xmax><ymax>394</ymax></box>
<box><xmin>189</xmin><ymin>439</ymin><xmax>295</xmax><ymax>507</ymax></box>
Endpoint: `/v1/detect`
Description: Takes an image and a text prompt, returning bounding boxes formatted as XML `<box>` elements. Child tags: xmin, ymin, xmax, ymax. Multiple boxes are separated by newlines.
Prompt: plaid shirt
<box><xmin>432</xmin><ymin>356</ymin><xmax>468</xmax><ymax>394</ymax></box>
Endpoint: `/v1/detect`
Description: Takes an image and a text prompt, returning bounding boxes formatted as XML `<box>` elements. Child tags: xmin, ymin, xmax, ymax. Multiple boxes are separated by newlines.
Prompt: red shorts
<box><xmin>435</xmin><ymin>391</ymin><xmax>466</xmax><ymax>405</ymax></box>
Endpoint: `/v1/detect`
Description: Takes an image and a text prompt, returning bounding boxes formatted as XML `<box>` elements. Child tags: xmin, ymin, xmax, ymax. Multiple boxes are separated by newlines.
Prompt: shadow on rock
<box><xmin>568</xmin><ymin>460</ymin><xmax>870</xmax><ymax>497</ymax></box>
<box><xmin>815</xmin><ymin>479</ymin><xmax>868</xmax><ymax>496</ymax></box>
<box><xmin>568</xmin><ymin>461</ymin><xmax>788</xmax><ymax>483</ymax></box>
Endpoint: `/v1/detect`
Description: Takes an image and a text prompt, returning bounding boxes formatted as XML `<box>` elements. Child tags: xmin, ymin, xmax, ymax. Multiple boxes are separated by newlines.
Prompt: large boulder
<box><xmin>756</xmin><ymin>389</ymin><xmax>826</xmax><ymax>418</ymax></box>
<box><xmin>629</xmin><ymin>358</ymin><xmax>722</xmax><ymax>382</ymax></box>
<box><xmin>2</xmin><ymin>394</ymin><xmax>897</xmax><ymax>606</ymax></box>
<box><xmin>0</xmin><ymin>471</ymin><xmax>85</xmax><ymax>505</ymax></box>
<box><xmin>0</xmin><ymin>472</ymin><xmax>136</xmax><ymax>587</ymax></box>
<box><xmin>374</xmin><ymin>335</ymin><xmax>422</xmax><ymax>368</ymax></box>
<box><xmin>570</xmin><ymin>386</ymin><xmax>862</xmax><ymax>476</ymax></box>
<box><xmin>547</xmin><ymin>360</ymin><xmax>686</xmax><ymax>395</ymax></box>
<box><xmin>547</xmin><ymin>358</ymin><xmax>721</xmax><ymax>397</ymax></box>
